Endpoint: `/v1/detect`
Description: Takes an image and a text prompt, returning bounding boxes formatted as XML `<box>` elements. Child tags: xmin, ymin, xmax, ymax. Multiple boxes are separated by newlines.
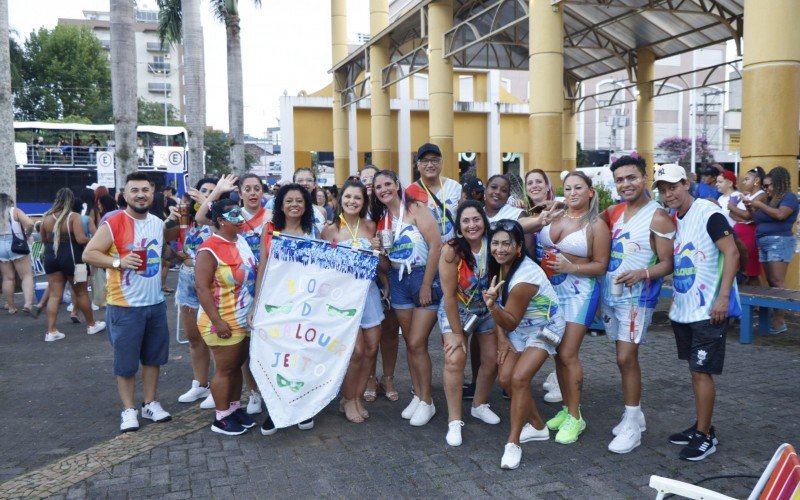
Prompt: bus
<box><xmin>14</xmin><ymin>121</ymin><xmax>191</xmax><ymax>215</ymax></box>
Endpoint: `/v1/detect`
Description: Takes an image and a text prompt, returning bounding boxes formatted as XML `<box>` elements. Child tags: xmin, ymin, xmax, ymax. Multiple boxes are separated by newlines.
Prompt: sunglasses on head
<box><xmin>489</xmin><ymin>220</ymin><xmax>519</xmax><ymax>233</ymax></box>
<box><xmin>221</xmin><ymin>207</ymin><xmax>244</xmax><ymax>222</ymax></box>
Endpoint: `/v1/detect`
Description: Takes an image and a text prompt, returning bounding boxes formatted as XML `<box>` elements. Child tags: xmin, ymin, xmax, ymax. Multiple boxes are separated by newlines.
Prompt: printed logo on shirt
<box><xmin>388</xmin><ymin>231</ymin><xmax>415</xmax><ymax>261</ymax></box>
<box><xmin>608</xmin><ymin>232</ymin><xmax>631</xmax><ymax>272</ymax></box>
<box><xmin>673</xmin><ymin>242</ymin><xmax>698</xmax><ymax>294</ymax></box>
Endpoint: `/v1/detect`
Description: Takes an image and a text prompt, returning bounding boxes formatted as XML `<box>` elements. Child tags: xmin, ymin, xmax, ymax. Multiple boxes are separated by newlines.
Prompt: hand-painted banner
<box><xmin>250</xmin><ymin>235</ymin><xmax>378</xmax><ymax>428</ymax></box>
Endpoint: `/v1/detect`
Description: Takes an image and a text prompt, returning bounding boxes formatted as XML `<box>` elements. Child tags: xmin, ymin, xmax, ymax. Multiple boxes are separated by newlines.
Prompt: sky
<box><xmin>8</xmin><ymin>0</ymin><xmax>371</xmax><ymax>136</ymax></box>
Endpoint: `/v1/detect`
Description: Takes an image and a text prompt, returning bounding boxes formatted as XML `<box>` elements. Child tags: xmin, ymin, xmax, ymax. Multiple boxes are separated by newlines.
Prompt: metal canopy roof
<box><xmin>331</xmin><ymin>0</ymin><xmax>744</xmax><ymax>106</ymax></box>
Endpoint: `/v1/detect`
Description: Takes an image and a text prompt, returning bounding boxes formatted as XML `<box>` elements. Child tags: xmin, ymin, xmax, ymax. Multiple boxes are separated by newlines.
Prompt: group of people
<box><xmin>15</xmin><ymin>143</ymin><xmax>796</xmax><ymax>471</ymax></box>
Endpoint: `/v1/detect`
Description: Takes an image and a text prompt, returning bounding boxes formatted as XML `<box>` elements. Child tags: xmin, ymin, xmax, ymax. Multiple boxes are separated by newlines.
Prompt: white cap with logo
<box><xmin>652</xmin><ymin>163</ymin><xmax>687</xmax><ymax>189</ymax></box>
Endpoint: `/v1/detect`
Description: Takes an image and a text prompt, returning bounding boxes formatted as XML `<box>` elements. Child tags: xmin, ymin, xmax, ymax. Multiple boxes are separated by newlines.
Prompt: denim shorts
<box><xmin>601</xmin><ymin>304</ymin><xmax>655</xmax><ymax>345</ymax></box>
<box><xmin>757</xmin><ymin>235</ymin><xmax>797</xmax><ymax>263</ymax></box>
<box><xmin>0</xmin><ymin>235</ymin><xmax>25</xmax><ymax>262</ymax></box>
<box><xmin>437</xmin><ymin>301</ymin><xmax>494</xmax><ymax>335</ymax></box>
<box><xmin>175</xmin><ymin>264</ymin><xmax>199</xmax><ymax>309</ymax></box>
<box><xmin>107</xmin><ymin>302</ymin><xmax>169</xmax><ymax>377</ymax></box>
<box><xmin>389</xmin><ymin>266</ymin><xmax>442</xmax><ymax>311</ymax></box>
<box><xmin>360</xmin><ymin>281</ymin><xmax>385</xmax><ymax>329</ymax></box>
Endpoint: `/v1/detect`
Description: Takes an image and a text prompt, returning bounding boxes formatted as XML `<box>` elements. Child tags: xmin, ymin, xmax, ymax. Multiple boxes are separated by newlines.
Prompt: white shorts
<box><xmin>600</xmin><ymin>303</ymin><xmax>654</xmax><ymax>345</ymax></box>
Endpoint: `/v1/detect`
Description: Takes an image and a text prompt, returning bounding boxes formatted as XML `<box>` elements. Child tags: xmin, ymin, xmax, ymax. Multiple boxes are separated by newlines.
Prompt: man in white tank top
<box><xmin>655</xmin><ymin>163</ymin><xmax>741</xmax><ymax>462</ymax></box>
<box><xmin>600</xmin><ymin>156</ymin><xmax>676</xmax><ymax>455</ymax></box>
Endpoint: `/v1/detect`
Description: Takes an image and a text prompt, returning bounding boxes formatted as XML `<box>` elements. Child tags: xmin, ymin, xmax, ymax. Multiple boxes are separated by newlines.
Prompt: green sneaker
<box><xmin>546</xmin><ymin>407</ymin><xmax>569</xmax><ymax>431</ymax></box>
<box><xmin>555</xmin><ymin>414</ymin><xmax>586</xmax><ymax>444</ymax></box>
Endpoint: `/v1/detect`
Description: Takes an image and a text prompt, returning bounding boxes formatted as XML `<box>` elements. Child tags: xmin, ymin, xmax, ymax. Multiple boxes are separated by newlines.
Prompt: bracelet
<box><xmin>645</xmin><ymin>268</ymin><xmax>650</xmax><ymax>281</ymax></box>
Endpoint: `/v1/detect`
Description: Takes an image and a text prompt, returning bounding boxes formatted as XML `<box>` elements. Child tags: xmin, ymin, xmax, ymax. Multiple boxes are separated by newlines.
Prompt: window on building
<box><xmin>413</xmin><ymin>74</ymin><xmax>428</xmax><ymax>100</ymax></box>
<box><xmin>458</xmin><ymin>75</ymin><xmax>473</xmax><ymax>102</ymax></box>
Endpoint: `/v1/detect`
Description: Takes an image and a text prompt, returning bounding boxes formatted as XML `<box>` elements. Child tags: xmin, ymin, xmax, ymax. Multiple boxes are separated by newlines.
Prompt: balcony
<box><xmin>147</xmin><ymin>62</ymin><xmax>172</xmax><ymax>75</ymax></box>
<box><xmin>146</xmin><ymin>42</ymin><xmax>167</xmax><ymax>52</ymax></box>
<box><xmin>148</xmin><ymin>82</ymin><xmax>172</xmax><ymax>94</ymax></box>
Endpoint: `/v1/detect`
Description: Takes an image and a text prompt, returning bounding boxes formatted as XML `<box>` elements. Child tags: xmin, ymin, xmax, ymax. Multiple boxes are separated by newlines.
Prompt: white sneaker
<box><xmin>44</xmin><ymin>331</ymin><xmax>66</xmax><ymax>342</ymax></box>
<box><xmin>246</xmin><ymin>392</ymin><xmax>263</xmax><ymax>415</ymax></box>
<box><xmin>544</xmin><ymin>387</ymin><xmax>563</xmax><ymax>403</ymax></box>
<box><xmin>612</xmin><ymin>410</ymin><xmax>646</xmax><ymax>436</ymax></box>
<box><xmin>409</xmin><ymin>400</ymin><xmax>436</xmax><ymax>426</ymax></box>
<box><xmin>401</xmin><ymin>395</ymin><xmax>421</xmax><ymax>420</ymax></box>
<box><xmin>178</xmin><ymin>380</ymin><xmax>210</xmax><ymax>403</ymax></box>
<box><xmin>200</xmin><ymin>393</ymin><xmax>216</xmax><ymax>409</ymax></box>
<box><xmin>91</xmin><ymin>302</ymin><xmax>100</xmax><ymax>311</ymax></box>
<box><xmin>500</xmin><ymin>443</ymin><xmax>522</xmax><ymax>470</ymax></box>
<box><xmin>66</xmin><ymin>303</ymin><xmax>73</xmax><ymax>312</ymax></box>
<box><xmin>608</xmin><ymin>421</ymin><xmax>642</xmax><ymax>454</ymax></box>
<box><xmin>141</xmin><ymin>401</ymin><xmax>172</xmax><ymax>423</ymax></box>
<box><xmin>542</xmin><ymin>371</ymin><xmax>559</xmax><ymax>392</ymax></box>
<box><xmin>470</xmin><ymin>404</ymin><xmax>500</xmax><ymax>425</ymax></box>
<box><xmin>520</xmin><ymin>422</ymin><xmax>550</xmax><ymax>443</ymax></box>
<box><xmin>87</xmin><ymin>321</ymin><xmax>106</xmax><ymax>335</ymax></box>
<box><xmin>446</xmin><ymin>420</ymin><xmax>464</xmax><ymax>446</ymax></box>
<box><xmin>120</xmin><ymin>408</ymin><xmax>139</xmax><ymax>433</ymax></box>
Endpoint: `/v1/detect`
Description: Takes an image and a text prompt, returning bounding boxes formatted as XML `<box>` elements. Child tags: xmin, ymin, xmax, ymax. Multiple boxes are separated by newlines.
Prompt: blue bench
<box><xmin>658</xmin><ymin>284</ymin><xmax>800</xmax><ymax>344</ymax></box>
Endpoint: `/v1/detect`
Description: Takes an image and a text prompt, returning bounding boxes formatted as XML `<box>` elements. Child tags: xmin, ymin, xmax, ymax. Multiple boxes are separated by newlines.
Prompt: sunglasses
<box><xmin>221</xmin><ymin>207</ymin><xmax>244</xmax><ymax>223</ymax></box>
<box><xmin>489</xmin><ymin>220</ymin><xmax>519</xmax><ymax>233</ymax></box>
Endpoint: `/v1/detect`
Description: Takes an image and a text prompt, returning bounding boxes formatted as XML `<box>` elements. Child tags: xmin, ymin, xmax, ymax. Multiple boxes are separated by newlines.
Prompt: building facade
<box><xmin>59</xmin><ymin>8</ymin><xmax>185</xmax><ymax>121</ymax></box>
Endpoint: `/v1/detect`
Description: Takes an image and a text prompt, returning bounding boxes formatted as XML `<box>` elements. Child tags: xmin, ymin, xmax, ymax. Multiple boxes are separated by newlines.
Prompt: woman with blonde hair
<box><xmin>40</xmin><ymin>188</ymin><xmax>106</xmax><ymax>341</ymax></box>
<box><xmin>0</xmin><ymin>194</ymin><xmax>36</xmax><ymax>316</ymax></box>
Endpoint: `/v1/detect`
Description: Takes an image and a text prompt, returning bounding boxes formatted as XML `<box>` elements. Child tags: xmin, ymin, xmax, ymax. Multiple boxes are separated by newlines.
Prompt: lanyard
<box><xmin>339</xmin><ymin>214</ymin><xmax>360</xmax><ymax>246</ymax></box>
<box><xmin>460</xmin><ymin>239</ymin><xmax>487</xmax><ymax>307</ymax></box>
<box><xmin>420</xmin><ymin>179</ymin><xmax>447</xmax><ymax>235</ymax></box>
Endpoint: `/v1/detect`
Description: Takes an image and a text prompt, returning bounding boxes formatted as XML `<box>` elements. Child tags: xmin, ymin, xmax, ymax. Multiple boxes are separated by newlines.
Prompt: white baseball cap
<box><xmin>652</xmin><ymin>163</ymin><xmax>687</xmax><ymax>189</ymax></box>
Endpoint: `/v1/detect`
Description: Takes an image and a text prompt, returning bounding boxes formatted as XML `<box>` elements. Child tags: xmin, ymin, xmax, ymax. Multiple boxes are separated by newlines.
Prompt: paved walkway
<box><xmin>1</xmin><ymin>279</ymin><xmax>798</xmax><ymax>498</ymax></box>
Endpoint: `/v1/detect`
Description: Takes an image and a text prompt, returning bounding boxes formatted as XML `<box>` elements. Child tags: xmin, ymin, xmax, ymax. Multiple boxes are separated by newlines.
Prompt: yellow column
<box><xmin>331</xmin><ymin>0</ymin><xmax>349</xmax><ymax>185</ymax></box>
<box><xmin>636</xmin><ymin>48</ymin><xmax>655</xmax><ymax>170</ymax></box>
<box><xmin>562</xmin><ymin>98</ymin><xmax>577</xmax><ymax>170</ymax></box>
<box><xmin>369</xmin><ymin>0</ymin><xmax>392</xmax><ymax>171</ymax></box>
<box><xmin>428</xmin><ymin>0</ymin><xmax>456</xmax><ymax>180</ymax></box>
<box><xmin>529</xmin><ymin>0</ymin><xmax>563</xmax><ymax>185</ymax></box>
<box><xmin>741</xmin><ymin>0</ymin><xmax>800</xmax><ymax>288</ymax></box>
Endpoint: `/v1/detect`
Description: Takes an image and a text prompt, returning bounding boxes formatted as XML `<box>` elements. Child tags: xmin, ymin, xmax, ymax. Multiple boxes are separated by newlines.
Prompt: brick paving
<box><xmin>1</xmin><ymin>282</ymin><xmax>798</xmax><ymax>498</ymax></box>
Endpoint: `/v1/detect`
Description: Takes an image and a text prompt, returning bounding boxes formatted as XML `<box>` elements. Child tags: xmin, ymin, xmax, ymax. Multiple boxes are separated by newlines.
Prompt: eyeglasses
<box><xmin>489</xmin><ymin>220</ymin><xmax>519</xmax><ymax>233</ymax></box>
<box><xmin>418</xmin><ymin>158</ymin><xmax>442</xmax><ymax>166</ymax></box>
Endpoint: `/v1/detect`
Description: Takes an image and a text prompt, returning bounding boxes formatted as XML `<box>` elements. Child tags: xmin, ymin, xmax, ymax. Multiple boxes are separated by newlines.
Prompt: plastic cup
<box><xmin>132</xmin><ymin>247</ymin><xmax>147</xmax><ymax>272</ymax></box>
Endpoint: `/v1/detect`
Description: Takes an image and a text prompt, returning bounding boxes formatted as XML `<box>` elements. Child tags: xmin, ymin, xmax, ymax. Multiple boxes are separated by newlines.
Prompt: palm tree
<box><xmin>160</xmin><ymin>0</ymin><xmax>260</xmax><ymax>178</ymax></box>
<box><xmin>0</xmin><ymin>0</ymin><xmax>17</xmax><ymax>196</ymax></box>
<box><xmin>158</xmin><ymin>0</ymin><xmax>206</xmax><ymax>187</ymax></box>
<box><xmin>110</xmin><ymin>0</ymin><xmax>138</xmax><ymax>186</ymax></box>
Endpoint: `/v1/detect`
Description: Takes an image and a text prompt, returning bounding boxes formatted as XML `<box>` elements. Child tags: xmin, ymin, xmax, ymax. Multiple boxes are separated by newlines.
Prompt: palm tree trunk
<box><xmin>0</xmin><ymin>0</ymin><xmax>17</xmax><ymax>196</ymax></box>
<box><xmin>182</xmin><ymin>0</ymin><xmax>206</xmax><ymax>187</ymax></box>
<box><xmin>110</xmin><ymin>0</ymin><xmax>138</xmax><ymax>186</ymax></box>
<box><xmin>225</xmin><ymin>14</ymin><xmax>245</xmax><ymax>176</ymax></box>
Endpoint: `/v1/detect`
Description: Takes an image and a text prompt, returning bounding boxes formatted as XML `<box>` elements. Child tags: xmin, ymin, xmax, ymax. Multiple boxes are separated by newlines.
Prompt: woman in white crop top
<box><xmin>0</xmin><ymin>194</ymin><xmax>36</xmax><ymax>316</ymax></box>
<box><xmin>537</xmin><ymin>172</ymin><xmax>610</xmax><ymax>444</ymax></box>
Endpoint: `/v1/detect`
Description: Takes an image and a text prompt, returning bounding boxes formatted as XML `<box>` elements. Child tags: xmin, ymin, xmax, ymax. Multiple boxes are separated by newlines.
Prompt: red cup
<box><xmin>541</xmin><ymin>247</ymin><xmax>560</xmax><ymax>280</ymax></box>
<box><xmin>132</xmin><ymin>247</ymin><xmax>147</xmax><ymax>272</ymax></box>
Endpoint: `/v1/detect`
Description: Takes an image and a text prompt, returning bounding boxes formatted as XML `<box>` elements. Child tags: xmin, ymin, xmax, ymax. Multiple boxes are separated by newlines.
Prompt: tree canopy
<box><xmin>137</xmin><ymin>98</ymin><xmax>182</xmax><ymax>126</ymax></box>
<box><xmin>12</xmin><ymin>25</ymin><xmax>112</xmax><ymax>123</ymax></box>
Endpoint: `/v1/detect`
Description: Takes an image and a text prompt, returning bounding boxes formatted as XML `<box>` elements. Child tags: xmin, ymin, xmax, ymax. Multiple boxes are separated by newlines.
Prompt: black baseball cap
<box><xmin>416</xmin><ymin>142</ymin><xmax>442</xmax><ymax>159</ymax></box>
<box><xmin>463</xmin><ymin>177</ymin><xmax>484</xmax><ymax>192</ymax></box>
<box><xmin>701</xmin><ymin>167</ymin><xmax>719</xmax><ymax>177</ymax></box>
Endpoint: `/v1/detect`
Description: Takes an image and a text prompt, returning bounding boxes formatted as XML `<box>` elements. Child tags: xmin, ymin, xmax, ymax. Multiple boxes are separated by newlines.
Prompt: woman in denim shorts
<box><xmin>483</xmin><ymin>219</ymin><xmax>565</xmax><ymax>470</ymax></box>
<box><xmin>174</xmin><ymin>178</ymin><xmax>217</xmax><ymax>406</ymax></box>
<box><xmin>748</xmin><ymin>166</ymin><xmax>799</xmax><ymax>334</ymax></box>
<box><xmin>438</xmin><ymin>200</ymin><xmax>500</xmax><ymax>447</ymax></box>
<box><xmin>370</xmin><ymin>170</ymin><xmax>443</xmax><ymax>427</ymax></box>
<box><xmin>321</xmin><ymin>179</ymin><xmax>385</xmax><ymax>423</ymax></box>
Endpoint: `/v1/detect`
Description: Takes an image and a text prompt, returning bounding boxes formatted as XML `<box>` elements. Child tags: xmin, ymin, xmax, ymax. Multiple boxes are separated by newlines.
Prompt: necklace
<box><xmin>564</xmin><ymin>211</ymin><xmax>586</xmax><ymax>219</ymax></box>
<box><xmin>340</xmin><ymin>214</ymin><xmax>361</xmax><ymax>246</ymax></box>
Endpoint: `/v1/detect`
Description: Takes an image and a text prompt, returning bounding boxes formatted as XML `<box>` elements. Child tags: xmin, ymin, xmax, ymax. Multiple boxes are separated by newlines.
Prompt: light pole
<box><xmin>701</xmin><ymin>89</ymin><xmax>725</xmax><ymax>143</ymax></box>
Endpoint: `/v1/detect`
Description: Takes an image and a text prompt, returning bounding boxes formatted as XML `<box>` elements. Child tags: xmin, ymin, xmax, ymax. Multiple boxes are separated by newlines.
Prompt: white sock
<box><xmin>625</xmin><ymin>405</ymin><xmax>642</xmax><ymax>415</ymax></box>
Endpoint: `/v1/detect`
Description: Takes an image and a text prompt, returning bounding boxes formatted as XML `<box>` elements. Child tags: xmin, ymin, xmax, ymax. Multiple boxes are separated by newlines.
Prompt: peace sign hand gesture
<box><xmin>483</xmin><ymin>275</ymin><xmax>506</xmax><ymax>309</ymax></box>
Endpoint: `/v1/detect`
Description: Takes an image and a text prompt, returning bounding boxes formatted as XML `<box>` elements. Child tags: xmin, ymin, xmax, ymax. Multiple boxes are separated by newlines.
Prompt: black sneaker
<box><xmin>211</xmin><ymin>415</ymin><xmax>248</xmax><ymax>436</ymax></box>
<box><xmin>297</xmin><ymin>418</ymin><xmax>314</xmax><ymax>431</ymax></box>
<box><xmin>679</xmin><ymin>431</ymin><xmax>717</xmax><ymax>461</ymax></box>
<box><xmin>462</xmin><ymin>382</ymin><xmax>475</xmax><ymax>401</ymax></box>
<box><xmin>669</xmin><ymin>423</ymin><xmax>719</xmax><ymax>446</ymax></box>
<box><xmin>232</xmin><ymin>408</ymin><xmax>256</xmax><ymax>429</ymax></box>
<box><xmin>260</xmin><ymin>414</ymin><xmax>277</xmax><ymax>436</ymax></box>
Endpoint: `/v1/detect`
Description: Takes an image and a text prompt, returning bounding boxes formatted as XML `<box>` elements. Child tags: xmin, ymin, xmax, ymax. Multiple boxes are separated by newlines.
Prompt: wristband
<box><xmin>645</xmin><ymin>268</ymin><xmax>650</xmax><ymax>281</ymax></box>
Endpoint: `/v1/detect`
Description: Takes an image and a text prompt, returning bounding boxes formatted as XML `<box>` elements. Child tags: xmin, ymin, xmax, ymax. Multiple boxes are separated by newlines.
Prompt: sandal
<box><xmin>363</xmin><ymin>377</ymin><xmax>378</xmax><ymax>402</ymax></box>
<box><xmin>70</xmin><ymin>315</ymin><xmax>80</xmax><ymax>324</ymax></box>
<box><xmin>339</xmin><ymin>398</ymin><xmax>364</xmax><ymax>423</ymax></box>
<box><xmin>162</xmin><ymin>287</ymin><xmax>175</xmax><ymax>295</ymax></box>
<box><xmin>379</xmin><ymin>375</ymin><xmax>399</xmax><ymax>402</ymax></box>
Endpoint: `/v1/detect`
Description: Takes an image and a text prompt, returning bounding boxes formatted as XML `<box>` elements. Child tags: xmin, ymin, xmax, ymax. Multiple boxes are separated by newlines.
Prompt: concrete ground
<box><xmin>0</xmin><ymin>273</ymin><xmax>798</xmax><ymax>498</ymax></box>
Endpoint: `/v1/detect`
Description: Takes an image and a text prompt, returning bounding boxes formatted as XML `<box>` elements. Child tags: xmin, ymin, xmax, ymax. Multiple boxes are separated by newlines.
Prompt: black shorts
<box><xmin>671</xmin><ymin>319</ymin><xmax>728</xmax><ymax>375</ymax></box>
<box><xmin>43</xmin><ymin>242</ymin><xmax>84</xmax><ymax>277</ymax></box>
